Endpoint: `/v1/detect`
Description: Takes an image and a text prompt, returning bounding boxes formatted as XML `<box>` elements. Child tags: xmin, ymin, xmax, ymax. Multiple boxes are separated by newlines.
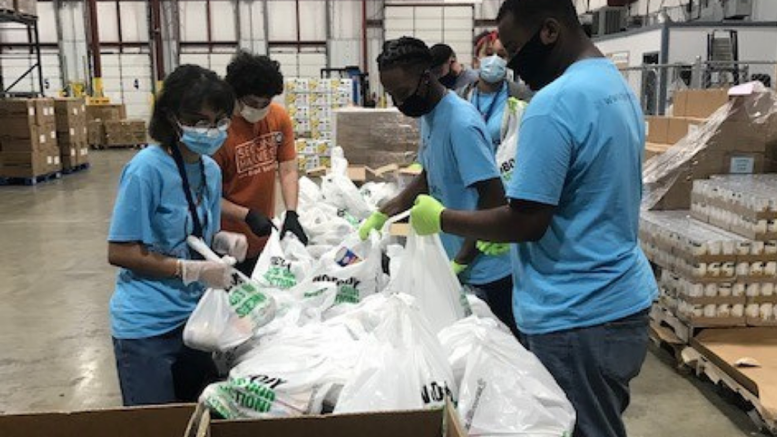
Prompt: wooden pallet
<box><xmin>686</xmin><ymin>340</ymin><xmax>777</xmax><ymax>435</ymax></box>
<box><xmin>62</xmin><ymin>163</ymin><xmax>91</xmax><ymax>175</ymax></box>
<box><xmin>0</xmin><ymin>171</ymin><xmax>61</xmax><ymax>186</ymax></box>
<box><xmin>650</xmin><ymin>304</ymin><xmax>695</xmax><ymax>343</ymax></box>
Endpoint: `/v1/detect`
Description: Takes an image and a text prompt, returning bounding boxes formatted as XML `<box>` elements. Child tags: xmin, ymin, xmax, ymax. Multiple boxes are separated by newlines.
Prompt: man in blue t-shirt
<box><xmin>409</xmin><ymin>1</ymin><xmax>658</xmax><ymax>436</ymax></box>
<box><xmin>359</xmin><ymin>36</ymin><xmax>516</xmax><ymax>335</ymax></box>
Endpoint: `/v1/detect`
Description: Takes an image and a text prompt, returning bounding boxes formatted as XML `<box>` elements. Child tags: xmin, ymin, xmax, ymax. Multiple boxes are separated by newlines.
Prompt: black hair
<box><xmin>430</xmin><ymin>43</ymin><xmax>455</xmax><ymax>68</ymax></box>
<box><xmin>149</xmin><ymin>64</ymin><xmax>235</xmax><ymax>147</ymax></box>
<box><xmin>225</xmin><ymin>50</ymin><xmax>284</xmax><ymax>99</ymax></box>
<box><xmin>377</xmin><ymin>37</ymin><xmax>433</xmax><ymax>72</ymax></box>
<box><xmin>497</xmin><ymin>0</ymin><xmax>580</xmax><ymax>27</ymax></box>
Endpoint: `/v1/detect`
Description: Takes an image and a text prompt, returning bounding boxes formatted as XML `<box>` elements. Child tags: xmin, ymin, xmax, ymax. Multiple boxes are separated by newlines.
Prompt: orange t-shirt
<box><xmin>212</xmin><ymin>103</ymin><xmax>296</xmax><ymax>258</ymax></box>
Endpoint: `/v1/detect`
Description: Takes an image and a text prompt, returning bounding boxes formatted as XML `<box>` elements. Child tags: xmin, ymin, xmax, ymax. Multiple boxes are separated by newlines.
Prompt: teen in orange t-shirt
<box><xmin>213</xmin><ymin>51</ymin><xmax>308</xmax><ymax>276</ymax></box>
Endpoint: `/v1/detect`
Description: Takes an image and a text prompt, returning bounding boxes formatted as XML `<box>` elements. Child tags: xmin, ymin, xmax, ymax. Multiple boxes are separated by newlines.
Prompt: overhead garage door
<box><xmin>102</xmin><ymin>52</ymin><xmax>153</xmax><ymax>122</ymax></box>
<box><xmin>384</xmin><ymin>3</ymin><xmax>475</xmax><ymax>69</ymax></box>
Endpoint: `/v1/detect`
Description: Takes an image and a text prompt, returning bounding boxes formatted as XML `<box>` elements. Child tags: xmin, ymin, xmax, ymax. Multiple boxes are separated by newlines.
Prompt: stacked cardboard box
<box><xmin>285</xmin><ymin>78</ymin><xmax>353</xmax><ymax>170</ymax></box>
<box><xmin>641</xmin><ymin>209</ymin><xmax>777</xmax><ymax>327</ymax></box>
<box><xmin>103</xmin><ymin>120</ymin><xmax>146</xmax><ymax>146</ymax></box>
<box><xmin>54</xmin><ymin>98</ymin><xmax>89</xmax><ymax>170</ymax></box>
<box><xmin>86</xmin><ymin>103</ymin><xmax>128</xmax><ymax>147</ymax></box>
<box><xmin>643</xmin><ymin>84</ymin><xmax>777</xmax><ymax>210</ymax></box>
<box><xmin>333</xmin><ymin>107</ymin><xmax>419</xmax><ymax>169</ymax></box>
<box><xmin>0</xmin><ymin>98</ymin><xmax>61</xmax><ymax>178</ymax></box>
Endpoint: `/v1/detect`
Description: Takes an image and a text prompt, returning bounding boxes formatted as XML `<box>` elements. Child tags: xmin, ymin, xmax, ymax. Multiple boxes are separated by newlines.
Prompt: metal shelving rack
<box><xmin>0</xmin><ymin>9</ymin><xmax>44</xmax><ymax>97</ymax></box>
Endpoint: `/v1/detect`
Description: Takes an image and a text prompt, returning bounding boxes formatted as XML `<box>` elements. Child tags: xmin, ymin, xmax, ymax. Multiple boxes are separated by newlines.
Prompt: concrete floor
<box><xmin>0</xmin><ymin>150</ymin><xmax>769</xmax><ymax>436</ymax></box>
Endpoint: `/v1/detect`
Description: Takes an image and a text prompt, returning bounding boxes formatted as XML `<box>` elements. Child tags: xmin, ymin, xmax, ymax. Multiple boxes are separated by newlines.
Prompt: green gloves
<box><xmin>477</xmin><ymin>241</ymin><xmax>511</xmax><ymax>256</ymax></box>
<box><xmin>410</xmin><ymin>195</ymin><xmax>445</xmax><ymax>236</ymax></box>
<box><xmin>359</xmin><ymin>211</ymin><xmax>389</xmax><ymax>240</ymax></box>
<box><xmin>451</xmin><ymin>261</ymin><xmax>468</xmax><ymax>276</ymax></box>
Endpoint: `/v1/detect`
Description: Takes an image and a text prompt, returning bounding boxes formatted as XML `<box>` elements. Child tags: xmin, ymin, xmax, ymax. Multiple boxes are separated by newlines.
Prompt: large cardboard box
<box><xmin>675</xmin><ymin>89</ymin><xmax>730</xmax><ymax>118</ymax></box>
<box><xmin>0</xmin><ymin>149</ymin><xmax>54</xmax><ymax>178</ymax></box>
<box><xmin>667</xmin><ymin>117</ymin><xmax>705</xmax><ymax>144</ymax></box>
<box><xmin>0</xmin><ymin>99</ymin><xmax>37</xmax><ymax>125</ymax></box>
<box><xmin>188</xmin><ymin>401</ymin><xmax>467</xmax><ymax>437</ymax></box>
<box><xmin>86</xmin><ymin>103</ymin><xmax>126</xmax><ymax>123</ymax></box>
<box><xmin>34</xmin><ymin>98</ymin><xmax>55</xmax><ymax>126</ymax></box>
<box><xmin>54</xmin><ymin>97</ymin><xmax>87</xmax><ymax>132</ymax></box>
<box><xmin>13</xmin><ymin>0</ymin><xmax>36</xmax><ymax>15</ymax></box>
<box><xmin>334</xmin><ymin>108</ymin><xmax>419</xmax><ymax>168</ymax></box>
<box><xmin>87</xmin><ymin>120</ymin><xmax>105</xmax><ymax>145</ymax></box>
<box><xmin>646</xmin><ymin>116</ymin><xmax>669</xmax><ymax>144</ymax></box>
<box><xmin>0</xmin><ymin>404</ymin><xmax>196</xmax><ymax>437</ymax></box>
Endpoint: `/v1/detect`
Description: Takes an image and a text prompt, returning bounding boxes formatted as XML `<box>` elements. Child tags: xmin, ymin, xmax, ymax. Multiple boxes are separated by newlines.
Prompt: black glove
<box><xmin>245</xmin><ymin>209</ymin><xmax>274</xmax><ymax>238</ymax></box>
<box><xmin>281</xmin><ymin>211</ymin><xmax>308</xmax><ymax>245</ymax></box>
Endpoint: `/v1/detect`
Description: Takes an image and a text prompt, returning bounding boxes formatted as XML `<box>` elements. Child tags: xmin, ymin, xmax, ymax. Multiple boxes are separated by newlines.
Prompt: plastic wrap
<box><xmin>333</xmin><ymin>107</ymin><xmax>419</xmax><ymax>168</ymax></box>
<box><xmin>643</xmin><ymin>82</ymin><xmax>777</xmax><ymax>211</ymax></box>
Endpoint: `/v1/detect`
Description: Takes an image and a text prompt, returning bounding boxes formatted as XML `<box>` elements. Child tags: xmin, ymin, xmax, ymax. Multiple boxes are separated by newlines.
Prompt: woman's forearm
<box><xmin>108</xmin><ymin>242</ymin><xmax>180</xmax><ymax>278</ymax></box>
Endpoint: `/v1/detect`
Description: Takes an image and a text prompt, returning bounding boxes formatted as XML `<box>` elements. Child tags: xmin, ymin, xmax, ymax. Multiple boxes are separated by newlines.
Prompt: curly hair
<box><xmin>377</xmin><ymin>36</ymin><xmax>433</xmax><ymax>72</ymax></box>
<box><xmin>225</xmin><ymin>50</ymin><xmax>284</xmax><ymax>99</ymax></box>
<box><xmin>497</xmin><ymin>0</ymin><xmax>580</xmax><ymax>26</ymax></box>
<box><xmin>149</xmin><ymin>64</ymin><xmax>235</xmax><ymax>147</ymax></box>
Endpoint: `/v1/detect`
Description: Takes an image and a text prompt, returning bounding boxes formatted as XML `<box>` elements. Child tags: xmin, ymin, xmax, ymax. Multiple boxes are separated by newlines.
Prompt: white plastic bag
<box><xmin>184</xmin><ymin>288</ymin><xmax>254</xmax><ymax>352</ymax></box>
<box><xmin>439</xmin><ymin>317</ymin><xmax>576</xmax><ymax>437</ymax></box>
<box><xmin>496</xmin><ymin>98</ymin><xmax>527</xmax><ymax>184</ymax></box>
<box><xmin>298</xmin><ymin>176</ymin><xmax>323</xmax><ymax>209</ymax></box>
<box><xmin>299</xmin><ymin>203</ymin><xmax>355</xmax><ymax>246</ymax></box>
<box><xmin>359</xmin><ymin>182</ymin><xmax>399</xmax><ymax>210</ymax></box>
<box><xmin>183</xmin><ymin>237</ymin><xmax>277</xmax><ymax>352</ymax></box>
<box><xmin>202</xmin><ymin>322</ymin><xmax>363</xmax><ymax>419</ymax></box>
<box><xmin>320</xmin><ymin>148</ymin><xmax>372</xmax><ymax>220</ymax></box>
<box><xmin>390</xmin><ymin>229</ymin><xmax>467</xmax><ymax>333</ymax></box>
<box><xmin>252</xmin><ymin>230</ymin><xmax>314</xmax><ymax>289</ymax></box>
<box><xmin>334</xmin><ymin>294</ymin><xmax>457</xmax><ymax>413</ymax></box>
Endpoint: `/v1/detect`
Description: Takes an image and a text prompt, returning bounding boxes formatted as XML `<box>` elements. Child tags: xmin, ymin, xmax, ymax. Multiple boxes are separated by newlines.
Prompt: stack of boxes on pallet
<box><xmin>86</xmin><ymin>103</ymin><xmax>147</xmax><ymax>148</ymax></box>
<box><xmin>284</xmin><ymin>78</ymin><xmax>353</xmax><ymax>172</ymax></box>
<box><xmin>0</xmin><ymin>99</ymin><xmax>61</xmax><ymax>178</ymax></box>
<box><xmin>54</xmin><ymin>98</ymin><xmax>89</xmax><ymax>170</ymax></box>
<box><xmin>645</xmin><ymin>88</ymin><xmax>729</xmax><ymax>160</ymax></box>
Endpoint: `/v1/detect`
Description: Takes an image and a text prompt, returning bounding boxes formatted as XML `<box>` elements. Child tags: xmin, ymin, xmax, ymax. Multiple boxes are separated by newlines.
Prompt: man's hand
<box><xmin>245</xmin><ymin>209</ymin><xmax>274</xmax><ymax>238</ymax></box>
<box><xmin>476</xmin><ymin>241</ymin><xmax>511</xmax><ymax>256</ymax></box>
<box><xmin>281</xmin><ymin>211</ymin><xmax>308</xmax><ymax>245</ymax></box>
<box><xmin>451</xmin><ymin>260</ymin><xmax>468</xmax><ymax>276</ymax></box>
<box><xmin>410</xmin><ymin>195</ymin><xmax>445</xmax><ymax>236</ymax></box>
<box><xmin>359</xmin><ymin>211</ymin><xmax>389</xmax><ymax>240</ymax></box>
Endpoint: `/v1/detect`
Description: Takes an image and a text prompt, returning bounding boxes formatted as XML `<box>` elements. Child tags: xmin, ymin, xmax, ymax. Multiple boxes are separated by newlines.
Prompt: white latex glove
<box><xmin>212</xmin><ymin>231</ymin><xmax>248</xmax><ymax>262</ymax></box>
<box><xmin>181</xmin><ymin>259</ymin><xmax>233</xmax><ymax>289</ymax></box>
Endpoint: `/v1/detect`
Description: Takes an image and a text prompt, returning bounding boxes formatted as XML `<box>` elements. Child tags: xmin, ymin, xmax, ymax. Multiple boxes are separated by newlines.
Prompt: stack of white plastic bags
<box><xmin>183</xmin><ymin>147</ymin><xmax>576</xmax><ymax>437</ymax></box>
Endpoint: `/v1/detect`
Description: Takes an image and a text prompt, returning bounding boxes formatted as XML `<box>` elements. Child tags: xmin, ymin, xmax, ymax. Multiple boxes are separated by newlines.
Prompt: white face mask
<box><xmin>241</xmin><ymin>103</ymin><xmax>270</xmax><ymax>123</ymax></box>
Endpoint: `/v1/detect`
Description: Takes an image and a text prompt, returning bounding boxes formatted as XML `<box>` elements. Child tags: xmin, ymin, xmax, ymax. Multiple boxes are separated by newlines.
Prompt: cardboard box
<box><xmin>54</xmin><ymin>98</ymin><xmax>87</xmax><ymax>132</ymax></box>
<box><xmin>334</xmin><ymin>108</ymin><xmax>419</xmax><ymax>168</ymax></box>
<box><xmin>86</xmin><ymin>104</ymin><xmax>126</xmax><ymax>123</ymax></box>
<box><xmin>13</xmin><ymin>0</ymin><xmax>36</xmax><ymax>15</ymax></box>
<box><xmin>676</xmin><ymin>89</ymin><xmax>730</xmax><ymax>118</ymax></box>
<box><xmin>189</xmin><ymin>400</ymin><xmax>467</xmax><ymax>437</ymax></box>
<box><xmin>645</xmin><ymin>142</ymin><xmax>671</xmax><ymax>161</ymax></box>
<box><xmin>667</xmin><ymin>117</ymin><xmax>706</xmax><ymax>144</ymax></box>
<box><xmin>87</xmin><ymin>120</ymin><xmax>105</xmax><ymax>145</ymax></box>
<box><xmin>0</xmin><ymin>99</ymin><xmax>37</xmax><ymax>125</ymax></box>
<box><xmin>0</xmin><ymin>404</ymin><xmax>196</xmax><ymax>437</ymax></box>
<box><xmin>33</xmin><ymin>98</ymin><xmax>55</xmax><ymax>126</ymax></box>
<box><xmin>646</xmin><ymin>116</ymin><xmax>670</xmax><ymax>144</ymax></box>
<box><xmin>0</xmin><ymin>150</ymin><xmax>49</xmax><ymax>178</ymax></box>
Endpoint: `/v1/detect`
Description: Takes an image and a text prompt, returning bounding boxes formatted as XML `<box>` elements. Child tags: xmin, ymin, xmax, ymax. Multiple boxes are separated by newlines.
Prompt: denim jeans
<box><xmin>520</xmin><ymin>308</ymin><xmax>650</xmax><ymax>437</ymax></box>
<box><xmin>113</xmin><ymin>325</ymin><xmax>217</xmax><ymax>406</ymax></box>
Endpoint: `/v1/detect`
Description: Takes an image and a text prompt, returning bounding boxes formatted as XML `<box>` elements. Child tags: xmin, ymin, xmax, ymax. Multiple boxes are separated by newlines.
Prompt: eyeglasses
<box><xmin>241</xmin><ymin>97</ymin><xmax>271</xmax><ymax>110</ymax></box>
<box><xmin>177</xmin><ymin>117</ymin><xmax>231</xmax><ymax>136</ymax></box>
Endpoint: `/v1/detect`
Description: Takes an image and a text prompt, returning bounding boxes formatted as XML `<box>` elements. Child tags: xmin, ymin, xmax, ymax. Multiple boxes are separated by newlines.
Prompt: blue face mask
<box><xmin>479</xmin><ymin>55</ymin><xmax>508</xmax><ymax>84</ymax></box>
<box><xmin>178</xmin><ymin>124</ymin><xmax>228</xmax><ymax>156</ymax></box>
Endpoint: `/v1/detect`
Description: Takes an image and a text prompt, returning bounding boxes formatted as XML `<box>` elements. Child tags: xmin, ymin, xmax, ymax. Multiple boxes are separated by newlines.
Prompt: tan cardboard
<box><xmin>0</xmin><ymin>99</ymin><xmax>36</xmax><ymax>124</ymax></box>
<box><xmin>13</xmin><ymin>0</ymin><xmax>36</xmax><ymax>15</ymax></box>
<box><xmin>678</xmin><ymin>314</ymin><xmax>747</xmax><ymax>327</ymax></box>
<box><xmin>0</xmin><ymin>404</ymin><xmax>196</xmax><ymax>437</ymax></box>
<box><xmin>645</xmin><ymin>142</ymin><xmax>671</xmax><ymax>161</ymax></box>
<box><xmin>680</xmin><ymin>89</ymin><xmax>729</xmax><ymax>118</ymax></box>
<box><xmin>667</xmin><ymin>117</ymin><xmax>706</xmax><ymax>144</ymax></box>
<box><xmin>646</xmin><ymin>116</ymin><xmax>669</xmax><ymax>144</ymax></box>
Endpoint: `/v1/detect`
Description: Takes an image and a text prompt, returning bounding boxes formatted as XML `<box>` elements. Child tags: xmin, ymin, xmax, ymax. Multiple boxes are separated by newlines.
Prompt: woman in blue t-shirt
<box><xmin>107</xmin><ymin>65</ymin><xmax>248</xmax><ymax>406</ymax></box>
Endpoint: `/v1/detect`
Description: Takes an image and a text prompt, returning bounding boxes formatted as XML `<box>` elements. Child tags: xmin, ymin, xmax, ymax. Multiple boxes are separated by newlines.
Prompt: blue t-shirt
<box><xmin>471</xmin><ymin>82</ymin><xmax>508</xmax><ymax>150</ymax></box>
<box><xmin>419</xmin><ymin>92</ymin><xmax>512</xmax><ymax>285</ymax></box>
<box><xmin>108</xmin><ymin>145</ymin><xmax>222</xmax><ymax>339</ymax></box>
<box><xmin>507</xmin><ymin>58</ymin><xmax>657</xmax><ymax>335</ymax></box>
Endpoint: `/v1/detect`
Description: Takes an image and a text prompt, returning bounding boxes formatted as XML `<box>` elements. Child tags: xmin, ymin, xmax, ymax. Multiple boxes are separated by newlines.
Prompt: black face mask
<box><xmin>439</xmin><ymin>72</ymin><xmax>457</xmax><ymax>90</ymax></box>
<box><xmin>508</xmin><ymin>28</ymin><xmax>556</xmax><ymax>91</ymax></box>
<box><xmin>394</xmin><ymin>74</ymin><xmax>433</xmax><ymax>118</ymax></box>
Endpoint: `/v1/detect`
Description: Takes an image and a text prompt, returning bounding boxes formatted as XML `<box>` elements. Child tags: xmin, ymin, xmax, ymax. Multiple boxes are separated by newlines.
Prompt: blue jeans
<box><xmin>520</xmin><ymin>308</ymin><xmax>650</xmax><ymax>437</ymax></box>
<box><xmin>113</xmin><ymin>325</ymin><xmax>217</xmax><ymax>406</ymax></box>
<box><xmin>468</xmin><ymin>275</ymin><xmax>519</xmax><ymax>339</ymax></box>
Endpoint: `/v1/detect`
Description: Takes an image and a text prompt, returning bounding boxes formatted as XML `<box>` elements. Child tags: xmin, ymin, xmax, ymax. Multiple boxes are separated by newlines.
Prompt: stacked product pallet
<box><xmin>0</xmin><ymin>98</ymin><xmax>61</xmax><ymax>180</ymax></box>
<box><xmin>641</xmin><ymin>177</ymin><xmax>777</xmax><ymax>328</ymax></box>
<box><xmin>86</xmin><ymin>103</ymin><xmax>146</xmax><ymax>148</ymax></box>
<box><xmin>54</xmin><ymin>98</ymin><xmax>89</xmax><ymax>171</ymax></box>
<box><xmin>284</xmin><ymin>78</ymin><xmax>353</xmax><ymax>172</ymax></box>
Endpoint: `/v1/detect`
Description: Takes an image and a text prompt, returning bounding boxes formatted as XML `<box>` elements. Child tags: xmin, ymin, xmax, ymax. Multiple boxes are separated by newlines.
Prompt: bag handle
<box><xmin>187</xmin><ymin>236</ymin><xmax>252</xmax><ymax>284</ymax></box>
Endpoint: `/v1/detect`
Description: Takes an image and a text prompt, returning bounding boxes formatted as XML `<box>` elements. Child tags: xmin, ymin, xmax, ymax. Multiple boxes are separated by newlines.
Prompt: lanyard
<box><xmin>170</xmin><ymin>143</ymin><xmax>207</xmax><ymax>239</ymax></box>
<box><xmin>474</xmin><ymin>82</ymin><xmax>506</xmax><ymax>123</ymax></box>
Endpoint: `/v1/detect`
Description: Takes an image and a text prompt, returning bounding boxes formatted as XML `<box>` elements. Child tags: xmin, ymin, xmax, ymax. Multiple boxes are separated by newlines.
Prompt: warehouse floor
<box><xmin>0</xmin><ymin>150</ymin><xmax>768</xmax><ymax>436</ymax></box>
